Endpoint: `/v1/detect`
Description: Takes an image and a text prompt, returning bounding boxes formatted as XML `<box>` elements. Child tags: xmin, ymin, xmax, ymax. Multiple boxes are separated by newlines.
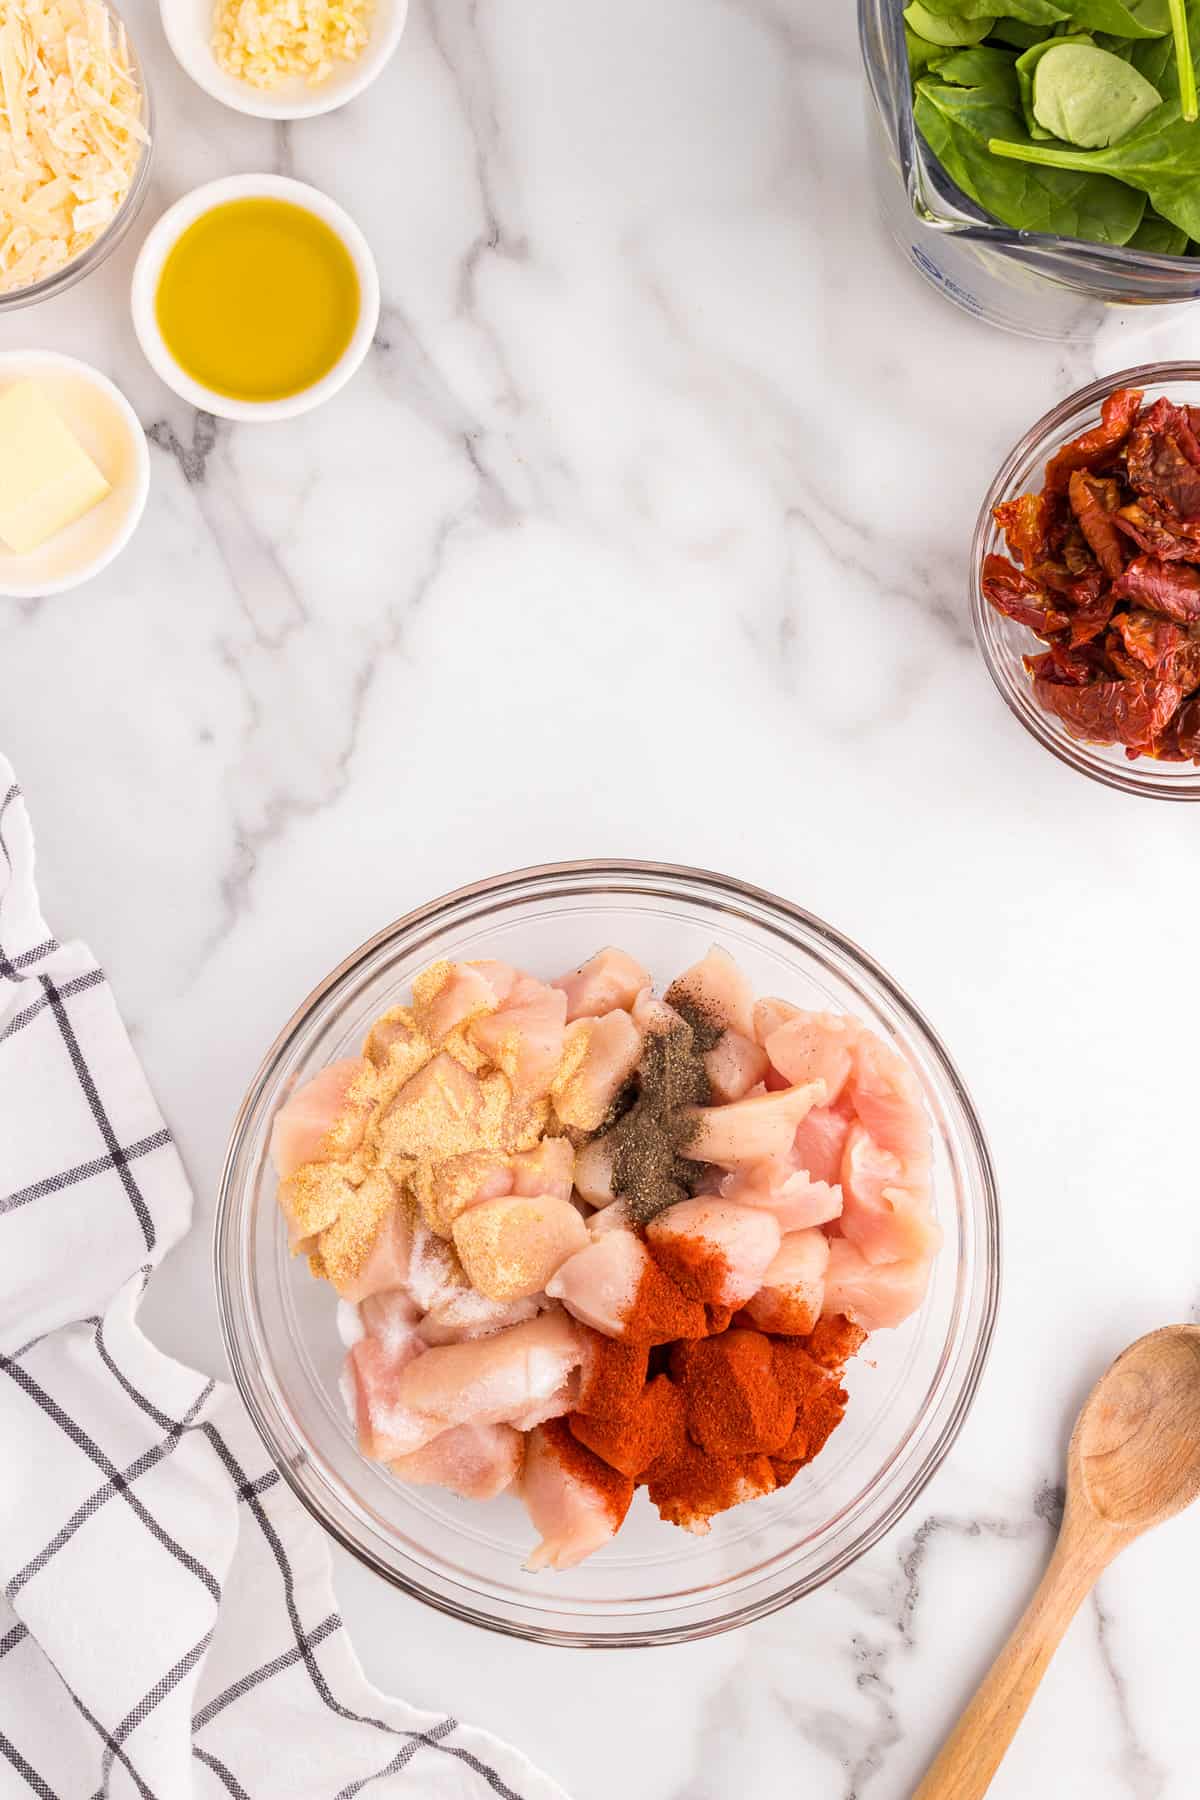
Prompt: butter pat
<box><xmin>0</xmin><ymin>382</ymin><xmax>111</xmax><ymax>555</ymax></box>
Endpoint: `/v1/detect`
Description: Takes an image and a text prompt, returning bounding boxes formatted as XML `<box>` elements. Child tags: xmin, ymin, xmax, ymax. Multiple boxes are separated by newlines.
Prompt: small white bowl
<box><xmin>130</xmin><ymin>174</ymin><xmax>380</xmax><ymax>424</ymax></box>
<box><xmin>0</xmin><ymin>352</ymin><xmax>150</xmax><ymax>600</ymax></box>
<box><xmin>159</xmin><ymin>0</ymin><xmax>407</xmax><ymax>118</ymax></box>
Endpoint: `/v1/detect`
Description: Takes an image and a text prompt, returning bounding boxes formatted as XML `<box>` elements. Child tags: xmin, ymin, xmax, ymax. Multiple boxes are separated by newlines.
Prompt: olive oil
<box><xmin>155</xmin><ymin>198</ymin><xmax>360</xmax><ymax>403</ymax></box>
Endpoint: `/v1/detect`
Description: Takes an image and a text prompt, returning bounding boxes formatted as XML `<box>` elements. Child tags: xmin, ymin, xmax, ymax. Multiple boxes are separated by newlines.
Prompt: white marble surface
<box><xmin>4</xmin><ymin>1</ymin><xmax>1200</xmax><ymax>1795</ymax></box>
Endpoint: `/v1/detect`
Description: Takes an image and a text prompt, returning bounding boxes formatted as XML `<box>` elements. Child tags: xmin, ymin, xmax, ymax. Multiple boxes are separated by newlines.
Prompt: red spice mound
<box><xmin>671</xmin><ymin>1330</ymin><xmax>795</xmax><ymax>1456</ymax></box>
<box><xmin>644</xmin><ymin>1229</ymin><xmax>731</xmax><ymax>1307</ymax></box>
<box><xmin>982</xmin><ymin>387</ymin><xmax>1200</xmax><ymax>762</ymax></box>
<box><xmin>646</xmin><ymin>1440</ymin><xmax>777</xmax><ymax>1534</ymax></box>
<box><xmin>771</xmin><ymin>1342</ymin><xmax>849</xmax><ymax>1467</ymax></box>
<box><xmin>576</xmin><ymin>1334</ymin><xmax>649</xmax><ymax>1422</ymax></box>
<box><xmin>570</xmin><ymin>1374</ymin><xmax>686</xmax><ymax>1479</ymax></box>
<box><xmin>803</xmin><ymin>1313</ymin><xmax>868</xmax><ymax>1370</ymax></box>
<box><xmin>537</xmin><ymin>1417</ymin><xmax>634</xmax><ymax>1529</ymax></box>
<box><xmin>624</xmin><ymin>1257</ymin><xmax>710</xmax><ymax>1345</ymax></box>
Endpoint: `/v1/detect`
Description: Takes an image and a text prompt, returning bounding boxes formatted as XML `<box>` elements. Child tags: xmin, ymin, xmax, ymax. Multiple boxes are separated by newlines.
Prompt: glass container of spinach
<box><xmin>860</xmin><ymin>0</ymin><xmax>1200</xmax><ymax>334</ymax></box>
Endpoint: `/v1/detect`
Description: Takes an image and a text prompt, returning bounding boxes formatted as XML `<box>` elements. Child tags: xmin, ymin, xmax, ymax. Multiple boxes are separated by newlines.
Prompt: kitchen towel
<box><xmin>0</xmin><ymin>758</ymin><xmax>567</xmax><ymax>1800</ymax></box>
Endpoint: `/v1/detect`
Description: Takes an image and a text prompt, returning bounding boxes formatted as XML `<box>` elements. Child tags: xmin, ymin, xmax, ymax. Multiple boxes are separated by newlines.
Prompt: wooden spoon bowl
<box><xmin>914</xmin><ymin>1325</ymin><xmax>1200</xmax><ymax>1800</ymax></box>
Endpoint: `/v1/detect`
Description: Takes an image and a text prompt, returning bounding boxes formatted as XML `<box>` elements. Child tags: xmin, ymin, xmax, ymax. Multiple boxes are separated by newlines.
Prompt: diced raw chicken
<box><xmin>666</xmin><ymin>946</ymin><xmax>756</xmax><ymax>1039</ymax></box>
<box><xmin>586</xmin><ymin>1199</ymin><xmax>633</xmax><ymax>1237</ymax></box>
<box><xmin>840</xmin><ymin>1123</ymin><xmax>941</xmax><ymax>1267</ymax></box>
<box><xmin>465</xmin><ymin>959</ymin><xmax>521</xmax><ymax>1005</ymax></box>
<box><xmin>376</xmin><ymin>1054</ymin><xmax>495</xmax><ymax>1162</ymax></box>
<box><xmin>546</xmin><ymin>1228</ymin><xmax>648</xmax><ymax>1335</ymax></box>
<box><xmin>470</xmin><ymin>981</ymin><xmax>568</xmax><ymax>1100</ymax></box>
<box><xmin>752</xmin><ymin>996</ymin><xmax>800</xmax><ymax>1045</ymax></box>
<box><xmin>553</xmin><ymin>948</ymin><xmax>651</xmax><ymax>1022</ymax></box>
<box><xmin>704</xmin><ymin>1031</ymin><xmax>770</xmax><ymax>1104</ymax></box>
<box><xmin>509</xmin><ymin>1377</ymin><xmax>580</xmax><ymax>1431</ymax></box>
<box><xmin>823</xmin><ymin>1238</ymin><xmax>931</xmax><ymax>1330</ymax></box>
<box><xmin>552</xmin><ymin>1010</ymin><xmax>642</xmax><ymax>1132</ymax></box>
<box><xmin>362</xmin><ymin>1008</ymin><xmax>433</xmax><ymax>1083</ymax></box>
<box><xmin>360</xmin><ymin>1286</ymin><xmax>424</xmax><ymax>1353</ymax></box>
<box><xmin>277</xmin><ymin>1160</ymin><xmax>357</xmax><ymax>1250</ymax></box>
<box><xmin>389</xmin><ymin>1421</ymin><xmax>523</xmax><ymax>1500</ymax></box>
<box><xmin>510</xmin><ymin>1136</ymin><xmax>574</xmax><ymax>1203</ymax></box>
<box><xmin>269</xmin><ymin>1058</ymin><xmax>376</xmax><ymax>1179</ymax></box>
<box><xmin>357</xmin><ymin>1313</ymin><xmax>583</xmax><ymax>1458</ymax></box>
<box><xmin>791</xmin><ymin>1102</ymin><xmax>855</xmax><ymax>1186</ymax></box>
<box><xmin>418</xmin><ymin>1293</ymin><xmax>544</xmax><ymax>1345</ymax></box>
<box><xmin>413</xmin><ymin>1151</ymin><xmax>514</xmax><ymax>1235</ymax></box>
<box><xmin>681</xmin><ymin>1081</ymin><xmax>825</xmax><ymax>1167</ymax></box>
<box><xmin>850</xmin><ymin>1031</ymin><xmax>932</xmax><ymax>1170</ymax></box>
<box><xmin>412</xmin><ymin>960</ymin><xmax>505</xmax><ymax>1044</ymax></box>
<box><xmin>573</xmin><ymin>1133</ymin><xmax>617</xmax><ymax>1207</ymax></box>
<box><xmin>522</xmin><ymin>1419</ymin><xmax>632</xmax><ymax>1570</ymax></box>
<box><xmin>631</xmin><ymin>987</ymin><xmax>683</xmax><ymax>1036</ymax></box>
<box><xmin>719</xmin><ymin>1160</ymin><xmax>843</xmax><ymax>1233</ymax></box>
<box><xmin>742</xmin><ymin>1229</ymin><xmax>830</xmax><ymax>1334</ymax></box>
<box><xmin>646</xmin><ymin>1198</ymin><xmax>781</xmax><ymax>1309</ymax></box>
<box><xmin>452</xmin><ymin>1193</ymin><xmax>589</xmax><ymax>1302</ymax></box>
<box><xmin>331</xmin><ymin>1186</ymin><xmax>413</xmax><ymax>1302</ymax></box>
<box><xmin>762</xmin><ymin>1011</ymin><xmax>858</xmax><ymax>1105</ymax></box>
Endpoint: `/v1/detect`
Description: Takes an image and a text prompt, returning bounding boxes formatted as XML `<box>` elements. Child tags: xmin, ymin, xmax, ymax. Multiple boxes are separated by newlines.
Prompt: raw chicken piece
<box><xmin>791</xmin><ymin>1102</ymin><xmax>855</xmax><ymax>1186</ymax></box>
<box><xmin>752</xmin><ymin>997</ymin><xmax>800</xmax><ymax>1045</ymax></box>
<box><xmin>469</xmin><ymin>981</ymin><xmax>568</xmax><ymax>1100</ymax></box>
<box><xmin>465</xmin><ymin>959</ymin><xmax>521</xmax><ymax>1005</ymax></box>
<box><xmin>546</xmin><ymin>1228</ymin><xmax>646</xmax><ymax>1333</ymax></box>
<box><xmin>631</xmin><ymin>987</ymin><xmax>683</xmax><ymax>1036</ymax></box>
<box><xmin>823</xmin><ymin>1239</ymin><xmax>931</xmax><ymax>1330</ymax></box>
<box><xmin>553</xmin><ymin>948</ymin><xmax>651</xmax><ymax>1022</ymax></box>
<box><xmin>762</xmin><ymin>1011</ymin><xmax>858</xmax><ymax>1105</ymax></box>
<box><xmin>573</xmin><ymin>1133</ymin><xmax>617</xmax><ymax>1207</ymax></box>
<box><xmin>646</xmin><ymin>1198</ymin><xmax>781</xmax><ymax>1309</ymax></box>
<box><xmin>276</xmin><ymin>1160</ymin><xmax>357</xmax><ymax>1251</ymax></box>
<box><xmin>362</xmin><ymin>1009</ymin><xmax>433</xmax><ymax>1083</ymax></box>
<box><xmin>376</xmin><ymin>1054</ymin><xmax>497</xmax><ymax>1162</ymax></box>
<box><xmin>522</xmin><ymin>1419</ymin><xmax>632</xmax><ymax>1570</ymax></box>
<box><xmin>360</xmin><ymin>1286</ymin><xmax>424</xmax><ymax>1352</ymax></box>
<box><xmin>586</xmin><ymin>1199</ymin><xmax>633</xmax><ymax>1236</ymax></box>
<box><xmin>389</xmin><ymin>1421</ymin><xmax>523</xmax><ymax>1500</ymax></box>
<box><xmin>354</xmin><ymin>1310</ymin><xmax>582</xmax><ymax>1461</ymax></box>
<box><xmin>418</xmin><ymin>1293</ymin><xmax>544</xmax><ymax>1345</ymax></box>
<box><xmin>510</xmin><ymin>1376</ymin><xmax>580</xmax><ymax>1431</ymax></box>
<box><xmin>330</xmin><ymin>1184</ymin><xmax>412</xmax><ymax>1302</ymax></box>
<box><xmin>412</xmin><ymin>960</ymin><xmax>504</xmax><ymax>1044</ymax></box>
<box><xmin>741</xmin><ymin>1229</ymin><xmax>830</xmax><ymax>1334</ymax></box>
<box><xmin>666</xmin><ymin>946</ymin><xmax>756</xmax><ymax>1040</ymax></box>
<box><xmin>452</xmin><ymin>1193</ymin><xmax>589</xmax><ymax>1302</ymax></box>
<box><xmin>413</xmin><ymin>1151</ymin><xmax>514</xmax><ymax>1235</ymax></box>
<box><xmin>347</xmin><ymin>1332</ymin><xmax>428</xmax><ymax>1459</ymax></box>
<box><xmin>269</xmin><ymin>1058</ymin><xmax>376</xmax><ymax>1179</ymax></box>
<box><xmin>719</xmin><ymin>1160</ymin><xmax>843</xmax><ymax>1233</ymax></box>
<box><xmin>704</xmin><ymin>1031</ymin><xmax>769</xmax><ymax>1104</ymax></box>
<box><xmin>510</xmin><ymin>1136</ymin><xmax>574</xmax><ymax>1204</ymax></box>
<box><xmin>552</xmin><ymin>1010</ymin><xmax>642</xmax><ymax>1132</ymax></box>
<box><xmin>681</xmin><ymin>1081</ymin><xmax>825</xmax><ymax>1167</ymax></box>
<box><xmin>840</xmin><ymin>1123</ymin><xmax>941</xmax><ymax>1267</ymax></box>
<box><xmin>850</xmin><ymin>1032</ymin><xmax>932</xmax><ymax>1170</ymax></box>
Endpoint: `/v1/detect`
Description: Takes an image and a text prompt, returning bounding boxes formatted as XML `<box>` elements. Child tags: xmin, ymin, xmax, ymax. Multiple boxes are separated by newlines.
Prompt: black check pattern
<box><xmin>0</xmin><ymin>765</ymin><xmax>563</xmax><ymax>1800</ymax></box>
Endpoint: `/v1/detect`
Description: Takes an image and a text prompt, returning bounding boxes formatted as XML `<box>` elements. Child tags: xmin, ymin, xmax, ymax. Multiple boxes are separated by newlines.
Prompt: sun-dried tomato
<box><xmin>982</xmin><ymin>387</ymin><xmax>1200</xmax><ymax>764</ymax></box>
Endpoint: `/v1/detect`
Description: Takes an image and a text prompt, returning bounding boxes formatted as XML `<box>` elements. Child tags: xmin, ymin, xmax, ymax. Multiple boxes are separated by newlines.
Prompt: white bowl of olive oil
<box><xmin>130</xmin><ymin>175</ymin><xmax>380</xmax><ymax>422</ymax></box>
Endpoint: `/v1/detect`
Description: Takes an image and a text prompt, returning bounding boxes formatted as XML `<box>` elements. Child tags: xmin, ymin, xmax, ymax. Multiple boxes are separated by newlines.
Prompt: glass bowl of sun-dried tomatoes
<box><xmin>974</xmin><ymin>363</ymin><xmax>1200</xmax><ymax>800</ymax></box>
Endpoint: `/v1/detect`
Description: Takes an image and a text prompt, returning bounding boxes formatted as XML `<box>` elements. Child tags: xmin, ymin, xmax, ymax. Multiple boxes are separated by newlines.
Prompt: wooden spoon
<box><xmin>914</xmin><ymin>1325</ymin><xmax>1200</xmax><ymax>1800</ymax></box>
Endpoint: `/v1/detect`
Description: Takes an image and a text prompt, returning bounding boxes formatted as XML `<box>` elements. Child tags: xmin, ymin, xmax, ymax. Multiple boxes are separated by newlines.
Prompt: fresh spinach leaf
<box><xmin>936</xmin><ymin>42</ymin><xmax>1023</xmax><ymax>97</ymax></box>
<box><xmin>906</xmin><ymin>25</ymin><xmax>951</xmax><ymax>72</ymax></box>
<box><xmin>1031</xmin><ymin>40</ymin><xmax>1163</xmax><ymax>141</ymax></box>
<box><xmin>921</xmin><ymin>0</ymin><xmax>1070</xmax><ymax>20</ymax></box>
<box><xmin>988</xmin><ymin>100</ymin><xmax>1200</xmax><ymax>234</ymax></box>
<box><xmin>1017</xmin><ymin>32</ymin><xmax>1096</xmax><ymax>135</ymax></box>
<box><xmin>915</xmin><ymin>77</ymin><xmax>1148</xmax><ymax>238</ymax></box>
<box><xmin>1130</xmin><ymin>206</ymin><xmax>1191</xmax><ymax>245</ymax></box>
<box><xmin>1066</xmin><ymin>0</ymin><xmax>1168</xmax><ymax>35</ymax></box>
<box><xmin>905</xmin><ymin>2</ymin><xmax>996</xmax><ymax>44</ymax></box>
<box><xmin>989</xmin><ymin>18</ymin><xmax>1049</xmax><ymax>43</ymax></box>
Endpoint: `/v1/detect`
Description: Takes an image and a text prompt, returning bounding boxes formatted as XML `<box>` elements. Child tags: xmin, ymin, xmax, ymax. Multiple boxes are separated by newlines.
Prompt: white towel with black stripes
<box><xmin>0</xmin><ymin>755</ymin><xmax>567</xmax><ymax>1800</ymax></box>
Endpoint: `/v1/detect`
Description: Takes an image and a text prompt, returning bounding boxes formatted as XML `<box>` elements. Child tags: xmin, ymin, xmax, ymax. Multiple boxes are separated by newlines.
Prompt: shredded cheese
<box><xmin>0</xmin><ymin>0</ymin><xmax>147</xmax><ymax>294</ymax></box>
<box><xmin>212</xmin><ymin>0</ymin><xmax>372</xmax><ymax>88</ymax></box>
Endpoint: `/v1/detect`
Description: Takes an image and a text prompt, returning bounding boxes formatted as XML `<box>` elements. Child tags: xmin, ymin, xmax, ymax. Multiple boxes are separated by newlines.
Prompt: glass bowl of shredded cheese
<box><xmin>0</xmin><ymin>0</ymin><xmax>152</xmax><ymax>307</ymax></box>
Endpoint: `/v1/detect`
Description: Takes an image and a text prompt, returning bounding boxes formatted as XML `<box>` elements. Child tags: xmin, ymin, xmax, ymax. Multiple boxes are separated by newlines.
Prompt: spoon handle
<box><xmin>911</xmin><ymin>1524</ymin><xmax>1108</xmax><ymax>1800</ymax></box>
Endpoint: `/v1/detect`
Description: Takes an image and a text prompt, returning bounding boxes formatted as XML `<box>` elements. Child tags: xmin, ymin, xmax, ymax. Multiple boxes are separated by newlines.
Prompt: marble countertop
<box><xmin>5</xmin><ymin>1</ymin><xmax>1200</xmax><ymax>1795</ymax></box>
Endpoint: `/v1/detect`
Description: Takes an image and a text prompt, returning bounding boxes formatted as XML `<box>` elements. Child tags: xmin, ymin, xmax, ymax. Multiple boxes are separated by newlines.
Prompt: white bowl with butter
<box><xmin>159</xmin><ymin>0</ymin><xmax>407</xmax><ymax>120</ymax></box>
<box><xmin>0</xmin><ymin>353</ymin><xmax>150</xmax><ymax>599</ymax></box>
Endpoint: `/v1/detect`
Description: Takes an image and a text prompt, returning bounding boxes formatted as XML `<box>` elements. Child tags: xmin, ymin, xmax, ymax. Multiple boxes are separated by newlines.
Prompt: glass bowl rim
<box><xmin>971</xmin><ymin>361</ymin><xmax>1200</xmax><ymax>802</ymax></box>
<box><xmin>214</xmin><ymin>858</ymin><xmax>1002</xmax><ymax>1646</ymax></box>
<box><xmin>0</xmin><ymin>0</ymin><xmax>154</xmax><ymax>313</ymax></box>
<box><xmin>857</xmin><ymin>0</ymin><xmax>1199</xmax><ymax>275</ymax></box>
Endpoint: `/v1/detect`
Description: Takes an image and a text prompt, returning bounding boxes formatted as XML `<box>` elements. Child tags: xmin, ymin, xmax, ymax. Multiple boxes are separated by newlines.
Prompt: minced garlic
<box><xmin>212</xmin><ymin>0</ymin><xmax>372</xmax><ymax>89</ymax></box>
<box><xmin>0</xmin><ymin>0</ymin><xmax>147</xmax><ymax>295</ymax></box>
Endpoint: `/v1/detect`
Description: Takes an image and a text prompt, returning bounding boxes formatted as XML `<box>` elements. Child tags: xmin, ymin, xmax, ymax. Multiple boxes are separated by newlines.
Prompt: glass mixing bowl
<box><xmin>973</xmin><ymin>363</ymin><xmax>1200</xmax><ymax>801</ymax></box>
<box><xmin>859</xmin><ymin>0</ymin><xmax>1200</xmax><ymax>339</ymax></box>
<box><xmin>215</xmin><ymin>862</ymin><xmax>1000</xmax><ymax>1646</ymax></box>
<box><xmin>0</xmin><ymin>1</ymin><xmax>153</xmax><ymax>313</ymax></box>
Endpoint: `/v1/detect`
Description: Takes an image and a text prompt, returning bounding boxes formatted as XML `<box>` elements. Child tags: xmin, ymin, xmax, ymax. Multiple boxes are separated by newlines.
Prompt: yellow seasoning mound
<box><xmin>155</xmin><ymin>198</ymin><xmax>360</xmax><ymax>403</ymax></box>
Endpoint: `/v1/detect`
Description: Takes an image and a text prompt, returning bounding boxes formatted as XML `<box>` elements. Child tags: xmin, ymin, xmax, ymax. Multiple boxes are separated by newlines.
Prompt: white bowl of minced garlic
<box><xmin>159</xmin><ymin>0</ymin><xmax>407</xmax><ymax>120</ymax></box>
